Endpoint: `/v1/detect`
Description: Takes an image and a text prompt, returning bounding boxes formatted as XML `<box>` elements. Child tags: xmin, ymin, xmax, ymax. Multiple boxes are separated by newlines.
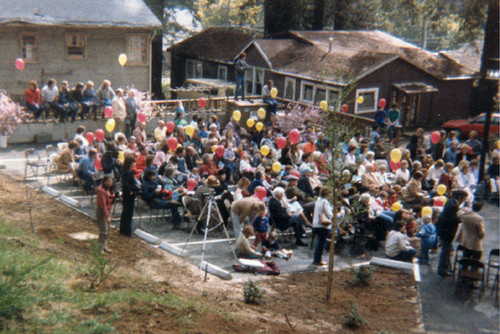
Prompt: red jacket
<box><xmin>25</xmin><ymin>88</ymin><xmax>40</xmax><ymax>106</ymax></box>
<box><xmin>96</xmin><ymin>186</ymin><xmax>113</xmax><ymax>219</ymax></box>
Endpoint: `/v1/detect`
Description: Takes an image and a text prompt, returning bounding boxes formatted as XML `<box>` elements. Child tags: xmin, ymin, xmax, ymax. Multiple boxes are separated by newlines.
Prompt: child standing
<box><xmin>416</xmin><ymin>214</ymin><xmax>437</xmax><ymax>264</ymax></box>
<box><xmin>253</xmin><ymin>203</ymin><xmax>269</xmax><ymax>248</ymax></box>
<box><xmin>96</xmin><ymin>176</ymin><xmax>115</xmax><ymax>253</ymax></box>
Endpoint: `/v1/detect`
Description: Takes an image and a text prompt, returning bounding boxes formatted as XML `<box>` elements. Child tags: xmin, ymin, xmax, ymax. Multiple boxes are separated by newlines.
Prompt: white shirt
<box><xmin>427</xmin><ymin>165</ymin><xmax>443</xmax><ymax>182</ymax></box>
<box><xmin>312</xmin><ymin>197</ymin><xmax>333</xmax><ymax>228</ymax></box>
<box><xmin>385</xmin><ymin>230</ymin><xmax>413</xmax><ymax>258</ymax></box>
<box><xmin>112</xmin><ymin>96</ymin><xmax>126</xmax><ymax>121</ymax></box>
<box><xmin>41</xmin><ymin>85</ymin><xmax>59</xmax><ymax>102</ymax></box>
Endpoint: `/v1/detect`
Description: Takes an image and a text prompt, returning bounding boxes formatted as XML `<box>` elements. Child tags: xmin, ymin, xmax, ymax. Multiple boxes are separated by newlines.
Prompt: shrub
<box><xmin>85</xmin><ymin>240</ymin><xmax>117</xmax><ymax>289</ymax></box>
<box><xmin>0</xmin><ymin>91</ymin><xmax>25</xmax><ymax>136</ymax></box>
<box><xmin>348</xmin><ymin>265</ymin><xmax>374</xmax><ymax>287</ymax></box>
<box><xmin>342</xmin><ymin>301</ymin><xmax>366</xmax><ymax>329</ymax></box>
<box><xmin>243</xmin><ymin>280</ymin><xmax>265</xmax><ymax>305</ymax></box>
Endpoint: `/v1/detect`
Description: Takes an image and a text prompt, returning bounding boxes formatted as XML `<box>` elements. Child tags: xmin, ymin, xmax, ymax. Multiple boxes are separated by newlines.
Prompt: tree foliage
<box><xmin>196</xmin><ymin>0</ymin><xmax>263</xmax><ymax>27</ymax></box>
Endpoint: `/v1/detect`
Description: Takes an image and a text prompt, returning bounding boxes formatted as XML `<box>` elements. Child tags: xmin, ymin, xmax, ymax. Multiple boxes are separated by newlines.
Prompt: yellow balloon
<box><xmin>357</xmin><ymin>96</ymin><xmax>364</xmax><ymax>104</ymax></box>
<box><xmin>118</xmin><ymin>151</ymin><xmax>125</xmax><ymax>163</ymax></box>
<box><xmin>496</xmin><ymin>140</ymin><xmax>500</xmax><ymax>150</ymax></box>
<box><xmin>421</xmin><ymin>206</ymin><xmax>433</xmax><ymax>217</ymax></box>
<box><xmin>105</xmin><ymin>118</ymin><xmax>116</xmax><ymax>133</ymax></box>
<box><xmin>270</xmin><ymin>87</ymin><xmax>278</xmax><ymax>98</ymax></box>
<box><xmin>272</xmin><ymin>161</ymin><xmax>282</xmax><ymax>173</ymax></box>
<box><xmin>256</xmin><ymin>122</ymin><xmax>264</xmax><ymax>132</ymax></box>
<box><xmin>390</xmin><ymin>149</ymin><xmax>402</xmax><ymax>163</ymax></box>
<box><xmin>319</xmin><ymin>100</ymin><xmax>328</xmax><ymax>111</ymax></box>
<box><xmin>247</xmin><ymin>118</ymin><xmax>255</xmax><ymax>128</ymax></box>
<box><xmin>437</xmin><ymin>184</ymin><xmax>447</xmax><ymax>196</ymax></box>
<box><xmin>260</xmin><ymin>145</ymin><xmax>270</xmax><ymax>156</ymax></box>
<box><xmin>440</xmin><ymin>195</ymin><xmax>447</xmax><ymax>205</ymax></box>
<box><xmin>257</xmin><ymin>108</ymin><xmax>266</xmax><ymax>119</ymax></box>
<box><xmin>118</xmin><ymin>53</ymin><xmax>127</xmax><ymax>66</ymax></box>
<box><xmin>185</xmin><ymin>125</ymin><xmax>195</xmax><ymax>137</ymax></box>
<box><xmin>391</xmin><ymin>202</ymin><xmax>402</xmax><ymax>212</ymax></box>
<box><xmin>233</xmin><ymin>110</ymin><xmax>241</xmax><ymax>122</ymax></box>
<box><xmin>211</xmin><ymin>145</ymin><xmax>217</xmax><ymax>153</ymax></box>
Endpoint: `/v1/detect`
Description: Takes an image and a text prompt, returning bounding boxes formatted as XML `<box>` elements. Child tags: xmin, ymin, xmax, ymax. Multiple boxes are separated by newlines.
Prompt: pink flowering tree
<box><xmin>275</xmin><ymin>102</ymin><xmax>326</xmax><ymax>133</ymax></box>
<box><xmin>0</xmin><ymin>91</ymin><xmax>25</xmax><ymax>136</ymax></box>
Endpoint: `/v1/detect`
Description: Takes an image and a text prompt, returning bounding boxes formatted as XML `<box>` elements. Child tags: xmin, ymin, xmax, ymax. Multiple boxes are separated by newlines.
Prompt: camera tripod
<box><xmin>180</xmin><ymin>194</ymin><xmax>238</xmax><ymax>271</ymax></box>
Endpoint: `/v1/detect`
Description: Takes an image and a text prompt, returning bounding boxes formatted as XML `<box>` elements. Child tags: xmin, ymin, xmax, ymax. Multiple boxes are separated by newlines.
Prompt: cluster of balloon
<box><xmin>378</xmin><ymin>98</ymin><xmax>387</xmax><ymax>109</ymax></box>
<box><xmin>421</xmin><ymin>206</ymin><xmax>433</xmax><ymax>216</ymax></box>
<box><xmin>198</xmin><ymin>97</ymin><xmax>207</xmax><ymax>108</ymax></box>
<box><xmin>341</xmin><ymin>104</ymin><xmax>348</xmax><ymax>113</ymax></box>
<box><xmin>186</xmin><ymin>178</ymin><xmax>197</xmax><ymax>191</ymax></box>
<box><xmin>95</xmin><ymin>129</ymin><xmax>105</xmax><ymax>142</ymax></box>
<box><xmin>257</xmin><ymin>108</ymin><xmax>266</xmax><ymax>119</ymax></box>
<box><xmin>15</xmin><ymin>58</ymin><xmax>25</xmax><ymax>71</ymax></box>
<box><xmin>247</xmin><ymin>118</ymin><xmax>255</xmax><ymax>128</ymax></box>
<box><xmin>255</xmin><ymin>186</ymin><xmax>267</xmax><ymax>201</ymax></box>
<box><xmin>319</xmin><ymin>100</ymin><xmax>328</xmax><ymax>111</ymax></box>
<box><xmin>167</xmin><ymin>137</ymin><xmax>178</xmax><ymax>151</ymax></box>
<box><xmin>104</xmin><ymin>106</ymin><xmax>113</xmax><ymax>118</ymax></box>
<box><xmin>270</xmin><ymin>87</ymin><xmax>278</xmax><ymax>98</ymax></box>
<box><xmin>289</xmin><ymin>129</ymin><xmax>300</xmax><ymax>144</ymax></box>
<box><xmin>118</xmin><ymin>53</ymin><xmax>127</xmax><ymax>66</ymax></box>
<box><xmin>391</xmin><ymin>202</ymin><xmax>402</xmax><ymax>212</ymax></box>
<box><xmin>166</xmin><ymin>121</ymin><xmax>175</xmax><ymax>133</ymax></box>
<box><xmin>390</xmin><ymin>149</ymin><xmax>402</xmax><ymax>163</ymax></box>
<box><xmin>85</xmin><ymin>132</ymin><xmax>95</xmax><ymax>144</ymax></box>
<box><xmin>272</xmin><ymin>161</ymin><xmax>282</xmax><ymax>172</ymax></box>
<box><xmin>215</xmin><ymin>145</ymin><xmax>225</xmax><ymax>158</ymax></box>
<box><xmin>105</xmin><ymin>119</ymin><xmax>116</xmax><ymax>132</ymax></box>
<box><xmin>437</xmin><ymin>184</ymin><xmax>447</xmax><ymax>196</ymax></box>
<box><xmin>357</xmin><ymin>96</ymin><xmax>364</xmax><ymax>104</ymax></box>
<box><xmin>431</xmin><ymin>131</ymin><xmax>441</xmax><ymax>144</ymax></box>
<box><xmin>137</xmin><ymin>112</ymin><xmax>146</xmax><ymax>123</ymax></box>
<box><xmin>276</xmin><ymin>137</ymin><xmax>287</xmax><ymax>149</ymax></box>
<box><xmin>389</xmin><ymin>160</ymin><xmax>401</xmax><ymax>172</ymax></box>
<box><xmin>434</xmin><ymin>196</ymin><xmax>447</xmax><ymax>207</ymax></box>
<box><xmin>260</xmin><ymin>145</ymin><xmax>270</xmax><ymax>156</ymax></box>
<box><xmin>185</xmin><ymin>125</ymin><xmax>194</xmax><ymax>137</ymax></box>
<box><xmin>233</xmin><ymin>110</ymin><xmax>241</xmax><ymax>121</ymax></box>
<box><xmin>255</xmin><ymin>122</ymin><xmax>264</xmax><ymax>132</ymax></box>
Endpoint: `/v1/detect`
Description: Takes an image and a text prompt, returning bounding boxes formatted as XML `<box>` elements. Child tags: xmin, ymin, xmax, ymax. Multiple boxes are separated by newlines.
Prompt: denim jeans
<box><xmin>235</xmin><ymin>74</ymin><xmax>246</xmax><ymax>100</ymax></box>
<box><xmin>437</xmin><ymin>239</ymin><xmax>452</xmax><ymax>274</ymax></box>
<box><xmin>390</xmin><ymin>248</ymin><xmax>416</xmax><ymax>262</ymax></box>
<box><xmin>313</xmin><ymin>228</ymin><xmax>330</xmax><ymax>263</ymax></box>
<box><xmin>263</xmin><ymin>97</ymin><xmax>278</xmax><ymax>114</ymax></box>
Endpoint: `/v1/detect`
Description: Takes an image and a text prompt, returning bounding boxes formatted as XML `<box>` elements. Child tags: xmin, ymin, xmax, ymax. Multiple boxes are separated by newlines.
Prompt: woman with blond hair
<box><xmin>94</xmin><ymin>79</ymin><xmax>115</xmax><ymax>115</ymax></box>
<box><xmin>81</xmin><ymin>81</ymin><xmax>96</xmax><ymax>119</ymax></box>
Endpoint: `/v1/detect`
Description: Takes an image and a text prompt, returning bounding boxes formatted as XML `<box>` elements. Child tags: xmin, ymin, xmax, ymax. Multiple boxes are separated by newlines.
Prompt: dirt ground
<box><xmin>0</xmin><ymin>172</ymin><xmax>422</xmax><ymax>333</ymax></box>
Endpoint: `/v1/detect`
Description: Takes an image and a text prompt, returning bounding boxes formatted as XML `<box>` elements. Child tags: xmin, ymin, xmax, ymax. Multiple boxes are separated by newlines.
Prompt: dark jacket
<box><xmin>268</xmin><ymin>198</ymin><xmax>290</xmax><ymax>230</ymax></box>
<box><xmin>122</xmin><ymin>169</ymin><xmax>140</xmax><ymax>196</ymax></box>
<box><xmin>437</xmin><ymin>198</ymin><xmax>461</xmax><ymax>242</ymax></box>
<box><xmin>248</xmin><ymin>179</ymin><xmax>272</xmax><ymax>197</ymax></box>
<box><xmin>298</xmin><ymin>175</ymin><xmax>315</xmax><ymax>198</ymax></box>
<box><xmin>141</xmin><ymin>178</ymin><xmax>160</xmax><ymax>203</ymax></box>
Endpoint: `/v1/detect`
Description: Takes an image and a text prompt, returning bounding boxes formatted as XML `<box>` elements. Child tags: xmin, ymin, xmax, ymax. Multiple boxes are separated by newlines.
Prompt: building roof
<box><xmin>171</xmin><ymin>27</ymin><xmax>254</xmax><ymax>63</ymax></box>
<box><xmin>0</xmin><ymin>0</ymin><xmax>162</xmax><ymax>28</ymax></box>
<box><xmin>440</xmin><ymin>41</ymin><xmax>483</xmax><ymax>74</ymax></box>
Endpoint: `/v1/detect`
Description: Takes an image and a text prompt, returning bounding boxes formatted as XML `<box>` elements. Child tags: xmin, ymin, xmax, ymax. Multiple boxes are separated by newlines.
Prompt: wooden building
<box><xmin>171</xmin><ymin>28</ymin><xmax>479</xmax><ymax>128</ymax></box>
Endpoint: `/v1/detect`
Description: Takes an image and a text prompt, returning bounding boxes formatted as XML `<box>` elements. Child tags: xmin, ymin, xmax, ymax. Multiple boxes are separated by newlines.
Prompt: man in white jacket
<box><xmin>385</xmin><ymin>221</ymin><xmax>416</xmax><ymax>262</ymax></box>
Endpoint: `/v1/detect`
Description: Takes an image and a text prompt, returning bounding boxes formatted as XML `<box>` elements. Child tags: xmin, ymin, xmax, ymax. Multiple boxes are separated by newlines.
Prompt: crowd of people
<box><xmin>44</xmin><ymin>84</ymin><xmax>498</xmax><ymax>272</ymax></box>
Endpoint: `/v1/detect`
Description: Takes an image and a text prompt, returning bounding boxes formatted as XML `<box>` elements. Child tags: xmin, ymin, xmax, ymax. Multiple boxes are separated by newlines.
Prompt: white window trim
<box><xmin>284</xmin><ymin>77</ymin><xmax>296</xmax><ymax>100</ymax></box>
<box><xmin>355</xmin><ymin>87</ymin><xmax>379</xmax><ymax>114</ymax></box>
<box><xmin>300</xmin><ymin>80</ymin><xmax>315</xmax><ymax>103</ymax></box>
<box><xmin>186</xmin><ymin>59</ymin><xmax>203</xmax><ymax>79</ymax></box>
<box><xmin>217</xmin><ymin>65</ymin><xmax>228</xmax><ymax>81</ymax></box>
<box><xmin>246</xmin><ymin>67</ymin><xmax>265</xmax><ymax>95</ymax></box>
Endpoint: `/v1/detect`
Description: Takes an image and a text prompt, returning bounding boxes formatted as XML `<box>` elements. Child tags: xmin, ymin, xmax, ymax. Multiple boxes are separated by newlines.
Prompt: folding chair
<box><xmin>45</xmin><ymin>145</ymin><xmax>67</xmax><ymax>182</ymax></box>
<box><xmin>24</xmin><ymin>148</ymin><xmax>49</xmax><ymax>182</ymax></box>
<box><xmin>454</xmin><ymin>258</ymin><xmax>485</xmax><ymax>300</ymax></box>
<box><xmin>486</xmin><ymin>248</ymin><xmax>500</xmax><ymax>287</ymax></box>
<box><xmin>452</xmin><ymin>244</ymin><xmax>468</xmax><ymax>277</ymax></box>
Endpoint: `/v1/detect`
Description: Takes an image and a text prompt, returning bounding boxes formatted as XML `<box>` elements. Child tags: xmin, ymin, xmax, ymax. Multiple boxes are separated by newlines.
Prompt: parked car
<box><xmin>442</xmin><ymin>112</ymin><xmax>500</xmax><ymax>139</ymax></box>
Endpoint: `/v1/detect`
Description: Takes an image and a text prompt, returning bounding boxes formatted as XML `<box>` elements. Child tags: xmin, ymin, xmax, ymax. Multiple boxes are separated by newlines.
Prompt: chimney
<box><xmin>328</xmin><ymin>37</ymin><xmax>333</xmax><ymax>52</ymax></box>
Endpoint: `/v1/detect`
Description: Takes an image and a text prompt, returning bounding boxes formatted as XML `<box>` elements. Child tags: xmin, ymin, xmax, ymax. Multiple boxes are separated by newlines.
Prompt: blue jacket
<box><xmin>248</xmin><ymin>178</ymin><xmax>272</xmax><ymax>197</ymax></box>
<box><xmin>141</xmin><ymin>178</ymin><xmax>160</xmax><ymax>203</ymax></box>
<box><xmin>417</xmin><ymin>223</ymin><xmax>437</xmax><ymax>248</ymax></box>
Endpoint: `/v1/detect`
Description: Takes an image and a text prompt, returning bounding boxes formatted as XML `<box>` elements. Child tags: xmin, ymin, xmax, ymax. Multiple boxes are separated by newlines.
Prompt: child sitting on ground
<box><xmin>235</xmin><ymin>225</ymin><xmax>262</xmax><ymax>259</ymax></box>
<box><xmin>253</xmin><ymin>203</ymin><xmax>268</xmax><ymax>248</ymax></box>
<box><xmin>262</xmin><ymin>231</ymin><xmax>293</xmax><ymax>260</ymax></box>
<box><xmin>416</xmin><ymin>214</ymin><xmax>437</xmax><ymax>264</ymax></box>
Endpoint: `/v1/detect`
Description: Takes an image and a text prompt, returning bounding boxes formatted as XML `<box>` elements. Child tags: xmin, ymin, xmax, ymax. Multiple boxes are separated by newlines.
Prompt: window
<box><xmin>355</xmin><ymin>88</ymin><xmax>379</xmax><ymax>114</ymax></box>
<box><xmin>218</xmin><ymin>65</ymin><xmax>228</xmax><ymax>81</ymax></box>
<box><xmin>186</xmin><ymin>59</ymin><xmax>203</xmax><ymax>78</ymax></box>
<box><xmin>65</xmin><ymin>33</ymin><xmax>85</xmax><ymax>58</ymax></box>
<box><xmin>126</xmin><ymin>34</ymin><xmax>148</xmax><ymax>65</ymax></box>
<box><xmin>327</xmin><ymin>89</ymin><xmax>338</xmax><ymax>108</ymax></box>
<box><xmin>246</xmin><ymin>68</ymin><xmax>265</xmax><ymax>95</ymax></box>
<box><xmin>301</xmin><ymin>81</ymin><xmax>314</xmax><ymax>103</ymax></box>
<box><xmin>314</xmin><ymin>88</ymin><xmax>326</xmax><ymax>105</ymax></box>
<box><xmin>284</xmin><ymin>77</ymin><xmax>296</xmax><ymax>100</ymax></box>
<box><xmin>20</xmin><ymin>33</ymin><xmax>37</xmax><ymax>61</ymax></box>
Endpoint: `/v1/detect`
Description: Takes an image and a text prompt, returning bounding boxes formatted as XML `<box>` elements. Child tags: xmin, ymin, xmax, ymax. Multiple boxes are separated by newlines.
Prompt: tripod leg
<box><xmin>213</xmin><ymin>200</ymin><xmax>238</xmax><ymax>260</ymax></box>
<box><xmin>199</xmin><ymin>199</ymin><xmax>212</xmax><ymax>267</ymax></box>
<box><xmin>180</xmin><ymin>199</ymin><xmax>210</xmax><ymax>256</ymax></box>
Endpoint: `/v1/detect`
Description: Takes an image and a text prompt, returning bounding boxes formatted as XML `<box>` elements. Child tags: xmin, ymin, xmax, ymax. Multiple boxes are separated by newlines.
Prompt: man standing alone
<box><xmin>234</xmin><ymin>52</ymin><xmax>248</xmax><ymax>101</ymax></box>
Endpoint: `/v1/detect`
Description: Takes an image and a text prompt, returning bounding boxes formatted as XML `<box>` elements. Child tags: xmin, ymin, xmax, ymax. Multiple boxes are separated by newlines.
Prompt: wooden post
<box><xmin>326</xmin><ymin>189</ymin><xmax>338</xmax><ymax>299</ymax></box>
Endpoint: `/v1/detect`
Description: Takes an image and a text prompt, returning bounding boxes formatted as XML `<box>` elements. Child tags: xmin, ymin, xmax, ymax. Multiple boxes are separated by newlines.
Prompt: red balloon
<box><xmin>341</xmin><ymin>104</ymin><xmax>348</xmax><ymax>113</ymax></box>
<box><xmin>389</xmin><ymin>160</ymin><xmax>401</xmax><ymax>172</ymax></box>
<box><xmin>215</xmin><ymin>145</ymin><xmax>225</xmax><ymax>158</ymax></box>
<box><xmin>167</xmin><ymin>137</ymin><xmax>179</xmax><ymax>151</ymax></box>
<box><xmin>137</xmin><ymin>112</ymin><xmax>146</xmax><ymax>123</ymax></box>
<box><xmin>276</xmin><ymin>137</ymin><xmax>287</xmax><ymax>149</ymax></box>
<box><xmin>198</xmin><ymin>97</ymin><xmax>207</xmax><ymax>108</ymax></box>
<box><xmin>289</xmin><ymin>129</ymin><xmax>301</xmax><ymax>144</ymax></box>
<box><xmin>15</xmin><ymin>58</ymin><xmax>25</xmax><ymax>71</ymax></box>
<box><xmin>186</xmin><ymin>178</ymin><xmax>197</xmax><ymax>191</ymax></box>
<box><xmin>95</xmin><ymin>129</ymin><xmax>105</xmax><ymax>142</ymax></box>
<box><xmin>166</xmin><ymin>121</ymin><xmax>175</xmax><ymax>133</ymax></box>
<box><xmin>291</xmin><ymin>171</ymin><xmax>301</xmax><ymax>179</ymax></box>
<box><xmin>104</xmin><ymin>106</ymin><xmax>113</xmax><ymax>118</ymax></box>
<box><xmin>431</xmin><ymin>131</ymin><xmax>441</xmax><ymax>144</ymax></box>
<box><xmin>85</xmin><ymin>132</ymin><xmax>95</xmax><ymax>144</ymax></box>
<box><xmin>434</xmin><ymin>197</ymin><xmax>444</xmax><ymax>207</ymax></box>
<box><xmin>95</xmin><ymin>158</ymin><xmax>102</xmax><ymax>171</ymax></box>
<box><xmin>378</xmin><ymin>99</ymin><xmax>387</xmax><ymax>109</ymax></box>
<box><xmin>255</xmin><ymin>186</ymin><xmax>267</xmax><ymax>201</ymax></box>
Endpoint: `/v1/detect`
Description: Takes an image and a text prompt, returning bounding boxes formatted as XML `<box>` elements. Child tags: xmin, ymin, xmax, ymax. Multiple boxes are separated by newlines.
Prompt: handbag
<box><xmin>319</xmin><ymin>201</ymin><xmax>331</xmax><ymax>226</ymax></box>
